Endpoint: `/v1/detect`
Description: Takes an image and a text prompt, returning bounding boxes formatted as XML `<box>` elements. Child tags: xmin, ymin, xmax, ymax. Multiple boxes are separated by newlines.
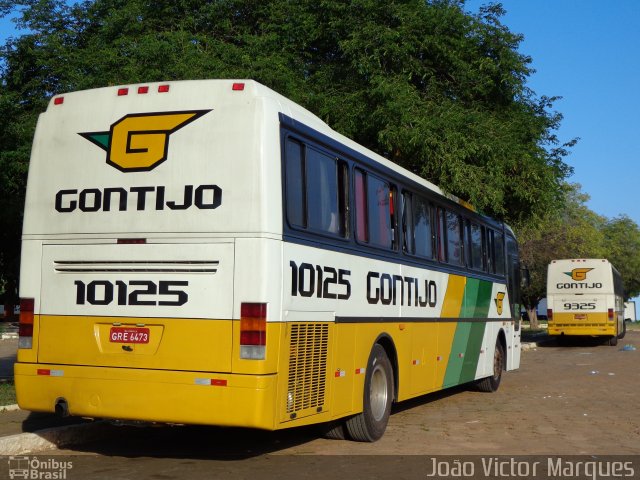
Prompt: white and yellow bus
<box><xmin>16</xmin><ymin>80</ymin><xmax>522</xmax><ymax>441</ymax></box>
<box><xmin>547</xmin><ymin>259</ymin><xmax>625</xmax><ymax>346</ymax></box>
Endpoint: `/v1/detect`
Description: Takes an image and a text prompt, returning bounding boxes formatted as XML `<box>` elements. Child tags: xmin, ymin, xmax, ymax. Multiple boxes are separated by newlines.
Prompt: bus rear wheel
<box><xmin>346</xmin><ymin>344</ymin><xmax>393</xmax><ymax>442</ymax></box>
<box><xmin>608</xmin><ymin>323</ymin><xmax>620</xmax><ymax>346</ymax></box>
<box><xmin>619</xmin><ymin>320</ymin><xmax>626</xmax><ymax>340</ymax></box>
<box><xmin>476</xmin><ymin>340</ymin><xmax>504</xmax><ymax>392</ymax></box>
<box><xmin>319</xmin><ymin>420</ymin><xmax>348</xmax><ymax>440</ymax></box>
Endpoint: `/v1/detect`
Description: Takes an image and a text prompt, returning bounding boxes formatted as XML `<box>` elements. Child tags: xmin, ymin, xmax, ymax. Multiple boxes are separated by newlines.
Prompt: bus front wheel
<box><xmin>476</xmin><ymin>340</ymin><xmax>504</xmax><ymax>392</ymax></box>
<box><xmin>346</xmin><ymin>344</ymin><xmax>394</xmax><ymax>442</ymax></box>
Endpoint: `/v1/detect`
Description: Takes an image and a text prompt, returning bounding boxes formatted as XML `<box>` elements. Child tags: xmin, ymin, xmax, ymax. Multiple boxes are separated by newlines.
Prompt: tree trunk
<box><xmin>527</xmin><ymin>307</ymin><xmax>539</xmax><ymax>330</ymax></box>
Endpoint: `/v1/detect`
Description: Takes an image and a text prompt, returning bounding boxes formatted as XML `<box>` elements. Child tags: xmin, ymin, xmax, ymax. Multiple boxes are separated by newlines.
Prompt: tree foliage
<box><xmin>1</xmin><ymin>0</ymin><xmax>575</xmax><ymax>290</ymax></box>
<box><xmin>602</xmin><ymin>215</ymin><xmax>640</xmax><ymax>300</ymax></box>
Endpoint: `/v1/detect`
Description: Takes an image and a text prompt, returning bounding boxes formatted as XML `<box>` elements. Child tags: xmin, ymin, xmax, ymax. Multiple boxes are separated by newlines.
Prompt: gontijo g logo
<box><xmin>80</xmin><ymin>110</ymin><xmax>210</xmax><ymax>172</ymax></box>
<box><xmin>564</xmin><ymin>268</ymin><xmax>593</xmax><ymax>281</ymax></box>
<box><xmin>494</xmin><ymin>292</ymin><xmax>506</xmax><ymax>315</ymax></box>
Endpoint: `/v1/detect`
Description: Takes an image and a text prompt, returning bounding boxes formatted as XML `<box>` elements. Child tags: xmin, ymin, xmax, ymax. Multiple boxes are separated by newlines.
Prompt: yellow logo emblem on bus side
<box><xmin>564</xmin><ymin>268</ymin><xmax>593</xmax><ymax>281</ymax></box>
<box><xmin>495</xmin><ymin>292</ymin><xmax>505</xmax><ymax>315</ymax></box>
<box><xmin>80</xmin><ymin>110</ymin><xmax>210</xmax><ymax>172</ymax></box>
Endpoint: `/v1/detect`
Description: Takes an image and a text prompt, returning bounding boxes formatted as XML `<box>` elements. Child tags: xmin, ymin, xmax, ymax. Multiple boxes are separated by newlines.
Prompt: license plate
<box><xmin>109</xmin><ymin>327</ymin><xmax>150</xmax><ymax>344</ymax></box>
<box><xmin>574</xmin><ymin>314</ymin><xmax>587</xmax><ymax>320</ymax></box>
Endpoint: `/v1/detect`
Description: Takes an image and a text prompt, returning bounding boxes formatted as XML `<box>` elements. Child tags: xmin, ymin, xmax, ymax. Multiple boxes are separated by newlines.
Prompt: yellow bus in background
<box><xmin>547</xmin><ymin>259</ymin><xmax>625</xmax><ymax>345</ymax></box>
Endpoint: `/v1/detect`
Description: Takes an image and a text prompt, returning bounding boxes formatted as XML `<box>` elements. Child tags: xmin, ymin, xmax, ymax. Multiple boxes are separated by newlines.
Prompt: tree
<box><xmin>601</xmin><ymin>215</ymin><xmax>640</xmax><ymax>300</ymax></box>
<box><xmin>0</xmin><ymin>0</ymin><xmax>574</xmax><ymax>293</ymax></box>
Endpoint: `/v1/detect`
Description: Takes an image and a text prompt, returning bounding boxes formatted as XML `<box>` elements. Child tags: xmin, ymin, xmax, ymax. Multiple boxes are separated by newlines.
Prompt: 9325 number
<box><xmin>563</xmin><ymin>302</ymin><xmax>596</xmax><ymax>310</ymax></box>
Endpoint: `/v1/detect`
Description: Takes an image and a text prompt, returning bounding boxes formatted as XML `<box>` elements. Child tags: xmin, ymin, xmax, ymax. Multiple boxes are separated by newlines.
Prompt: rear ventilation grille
<box><xmin>286</xmin><ymin>323</ymin><xmax>329</xmax><ymax>418</ymax></box>
<box><xmin>54</xmin><ymin>260</ymin><xmax>219</xmax><ymax>273</ymax></box>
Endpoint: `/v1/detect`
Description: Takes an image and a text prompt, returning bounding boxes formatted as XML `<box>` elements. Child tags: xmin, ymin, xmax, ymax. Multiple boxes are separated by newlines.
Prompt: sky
<box><xmin>464</xmin><ymin>0</ymin><xmax>640</xmax><ymax>224</ymax></box>
<box><xmin>1</xmin><ymin>2</ymin><xmax>639</xmax><ymax>306</ymax></box>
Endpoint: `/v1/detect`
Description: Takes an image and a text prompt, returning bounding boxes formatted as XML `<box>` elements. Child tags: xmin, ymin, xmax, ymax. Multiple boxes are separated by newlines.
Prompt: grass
<box><xmin>0</xmin><ymin>323</ymin><xmax>15</xmax><ymax>334</ymax></box>
<box><xmin>0</xmin><ymin>381</ymin><xmax>16</xmax><ymax>407</ymax></box>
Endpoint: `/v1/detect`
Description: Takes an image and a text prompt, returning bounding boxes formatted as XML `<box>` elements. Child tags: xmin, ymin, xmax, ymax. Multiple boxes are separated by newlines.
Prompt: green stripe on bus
<box><xmin>442</xmin><ymin>322</ymin><xmax>471</xmax><ymax>387</ymax></box>
<box><xmin>473</xmin><ymin>280</ymin><xmax>493</xmax><ymax>318</ymax></box>
<box><xmin>459</xmin><ymin>321</ymin><xmax>487</xmax><ymax>383</ymax></box>
<box><xmin>460</xmin><ymin>278</ymin><xmax>480</xmax><ymax>318</ymax></box>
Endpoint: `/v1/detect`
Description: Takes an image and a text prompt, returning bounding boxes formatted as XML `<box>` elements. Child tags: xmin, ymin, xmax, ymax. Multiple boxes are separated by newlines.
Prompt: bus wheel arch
<box><xmin>497</xmin><ymin>329</ymin><xmax>507</xmax><ymax>370</ymax></box>
<box><xmin>345</xmin><ymin>337</ymin><xmax>396</xmax><ymax>442</ymax></box>
<box><xmin>374</xmin><ymin>333</ymin><xmax>398</xmax><ymax>402</ymax></box>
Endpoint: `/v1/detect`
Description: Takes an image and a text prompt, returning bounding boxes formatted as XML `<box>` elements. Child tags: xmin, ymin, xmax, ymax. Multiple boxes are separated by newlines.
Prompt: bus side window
<box><xmin>414</xmin><ymin>195</ymin><xmax>433</xmax><ymax>259</ymax></box>
<box><xmin>367</xmin><ymin>174</ymin><xmax>393</xmax><ymax>249</ymax></box>
<box><xmin>355</xmin><ymin>169</ymin><xmax>368</xmax><ymax>242</ymax></box>
<box><xmin>486</xmin><ymin>229</ymin><xmax>494</xmax><ymax>273</ymax></box>
<box><xmin>402</xmin><ymin>192</ymin><xmax>414</xmax><ymax>254</ymax></box>
<box><xmin>355</xmin><ymin>169</ymin><xmax>395</xmax><ymax>250</ymax></box>
<box><xmin>306</xmin><ymin>147</ymin><xmax>342</xmax><ymax>235</ymax></box>
<box><xmin>436</xmin><ymin>207</ymin><xmax>447</xmax><ymax>262</ymax></box>
<box><xmin>494</xmin><ymin>231</ymin><xmax>505</xmax><ymax>275</ymax></box>
<box><xmin>469</xmin><ymin>222</ymin><xmax>485</xmax><ymax>271</ymax></box>
<box><xmin>286</xmin><ymin>141</ymin><xmax>348</xmax><ymax>238</ymax></box>
<box><xmin>285</xmin><ymin>138</ymin><xmax>306</xmax><ymax>228</ymax></box>
<box><xmin>445</xmin><ymin>210</ymin><xmax>463</xmax><ymax>266</ymax></box>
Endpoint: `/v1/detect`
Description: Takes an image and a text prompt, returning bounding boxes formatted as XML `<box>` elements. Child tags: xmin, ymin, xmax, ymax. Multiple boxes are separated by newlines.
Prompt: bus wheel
<box><xmin>477</xmin><ymin>340</ymin><xmax>504</xmax><ymax>393</ymax></box>
<box><xmin>619</xmin><ymin>321</ymin><xmax>626</xmax><ymax>340</ymax></box>
<box><xmin>345</xmin><ymin>344</ymin><xmax>393</xmax><ymax>442</ymax></box>
<box><xmin>319</xmin><ymin>420</ymin><xmax>348</xmax><ymax>440</ymax></box>
<box><xmin>608</xmin><ymin>334</ymin><xmax>618</xmax><ymax>346</ymax></box>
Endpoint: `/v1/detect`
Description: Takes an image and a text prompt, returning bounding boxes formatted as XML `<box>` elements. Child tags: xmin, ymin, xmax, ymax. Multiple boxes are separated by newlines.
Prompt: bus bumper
<box><xmin>14</xmin><ymin>362</ymin><xmax>278</xmax><ymax>430</ymax></box>
<box><xmin>548</xmin><ymin>323</ymin><xmax>616</xmax><ymax>336</ymax></box>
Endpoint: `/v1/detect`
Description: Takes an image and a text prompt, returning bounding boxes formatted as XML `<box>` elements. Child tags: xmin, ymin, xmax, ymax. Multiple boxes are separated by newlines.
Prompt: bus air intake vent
<box><xmin>54</xmin><ymin>260</ymin><xmax>219</xmax><ymax>274</ymax></box>
<box><xmin>286</xmin><ymin>323</ymin><xmax>329</xmax><ymax>418</ymax></box>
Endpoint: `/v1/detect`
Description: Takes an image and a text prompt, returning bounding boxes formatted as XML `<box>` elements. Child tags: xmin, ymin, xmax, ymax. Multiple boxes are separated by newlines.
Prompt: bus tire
<box><xmin>320</xmin><ymin>420</ymin><xmax>348</xmax><ymax>440</ymax></box>
<box><xmin>476</xmin><ymin>340</ymin><xmax>504</xmax><ymax>393</ymax></box>
<box><xmin>618</xmin><ymin>321</ymin><xmax>626</xmax><ymax>340</ymax></box>
<box><xmin>608</xmin><ymin>334</ymin><xmax>618</xmax><ymax>346</ymax></box>
<box><xmin>345</xmin><ymin>344</ymin><xmax>393</xmax><ymax>442</ymax></box>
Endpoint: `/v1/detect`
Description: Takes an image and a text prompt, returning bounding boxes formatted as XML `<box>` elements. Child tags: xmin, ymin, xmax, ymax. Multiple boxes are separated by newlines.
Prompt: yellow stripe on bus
<box><xmin>441</xmin><ymin>274</ymin><xmax>466</xmax><ymax>318</ymax></box>
<box><xmin>435</xmin><ymin>275</ymin><xmax>467</xmax><ymax>387</ymax></box>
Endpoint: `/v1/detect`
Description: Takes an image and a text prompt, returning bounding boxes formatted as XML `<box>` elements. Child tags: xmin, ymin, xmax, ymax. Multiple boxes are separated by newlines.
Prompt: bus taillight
<box><xmin>18</xmin><ymin>298</ymin><xmax>35</xmax><ymax>349</ymax></box>
<box><xmin>240</xmin><ymin>303</ymin><xmax>267</xmax><ymax>360</ymax></box>
<box><xmin>608</xmin><ymin>308</ymin><xmax>614</xmax><ymax>321</ymax></box>
<box><xmin>547</xmin><ymin>309</ymin><xmax>553</xmax><ymax>321</ymax></box>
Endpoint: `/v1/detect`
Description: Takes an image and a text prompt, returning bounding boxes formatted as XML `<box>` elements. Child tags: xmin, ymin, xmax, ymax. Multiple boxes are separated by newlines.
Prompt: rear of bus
<box><xmin>546</xmin><ymin>259</ymin><xmax>623</xmax><ymax>342</ymax></box>
<box><xmin>15</xmin><ymin>80</ymin><xmax>289</xmax><ymax>428</ymax></box>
